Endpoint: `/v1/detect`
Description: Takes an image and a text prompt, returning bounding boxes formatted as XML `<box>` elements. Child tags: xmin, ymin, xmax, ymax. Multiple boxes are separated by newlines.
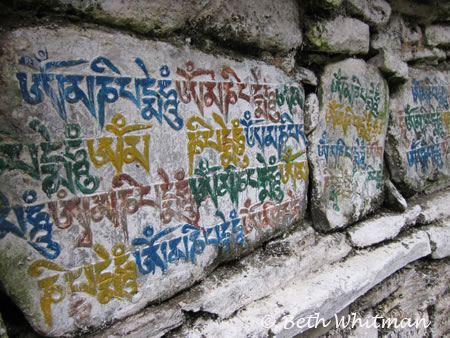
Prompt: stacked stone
<box><xmin>0</xmin><ymin>0</ymin><xmax>448</xmax><ymax>336</ymax></box>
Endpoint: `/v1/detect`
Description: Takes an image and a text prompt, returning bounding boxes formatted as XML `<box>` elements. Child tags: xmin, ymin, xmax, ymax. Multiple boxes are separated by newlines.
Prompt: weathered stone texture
<box><xmin>179</xmin><ymin>224</ymin><xmax>352</xmax><ymax>319</ymax></box>
<box><xmin>371</xmin><ymin>15</ymin><xmax>447</xmax><ymax>64</ymax></box>
<box><xmin>0</xmin><ymin>1</ymin><xmax>449</xmax><ymax>337</ymax></box>
<box><xmin>176</xmin><ymin>230</ymin><xmax>431</xmax><ymax>337</ymax></box>
<box><xmin>347</xmin><ymin>205</ymin><xmax>420</xmax><ymax>248</ymax></box>
<box><xmin>426</xmin><ymin>221</ymin><xmax>450</xmax><ymax>259</ymax></box>
<box><xmin>369</xmin><ymin>261</ymin><xmax>449</xmax><ymax>337</ymax></box>
<box><xmin>0</xmin><ymin>25</ymin><xmax>307</xmax><ymax>336</ymax></box>
<box><xmin>369</xmin><ymin>50</ymin><xmax>409</xmax><ymax>83</ymax></box>
<box><xmin>329</xmin><ymin>259</ymin><xmax>450</xmax><ymax>338</ymax></box>
<box><xmin>389</xmin><ymin>0</ymin><xmax>450</xmax><ymax>25</ymax></box>
<box><xmin>413</xmin><ymin>189</ymin><xmax>450</xmax><ymax>224</ymax></box>
<box><xmin>51</xmin><ymin>0</ymin><xmax>303</xmax><ymax>54</ymax></box>
<box><xmin>385</xmin><ymin>68</ymin><xmax>450</xmax><ymax>196</ymax></box>
<box><xmin>295</xmin><ymin>67</ymin><xmax>318</xmax><ymax>87</ymax></box>
<box><xmin>192</xmin><ymin>0</ymin><xmax>303</xmax><ymax>53</ymax></box>
<box><xmin>309</xmin><ymin>58</ymin><xmax>389</xmax><ymax>231</ymax></box>
<box><xmin>306</xmin><ymin>16</ymin><xmax>370</xmax><ymax>55</ymax></box>
<box><xmin>304</xmin><ymin>93</ymin><xmax>319</xmax><ymax>135</ymax></box>
<box><xmin>425</xmin><ymin>25</ymin><xmax>450</xmax><ymax>48</ymax></box>
<box><xmin>59</xmin><ymin>0</ymin><xmax>199</xmax><ymax>35</ymax></box>
<box><xmin>345</xmin><ymin>0</ymin><xmax>391</xmax><ymax>28</ymax></box>
<box><xmin>88</xmin><ymin>301</ymin><xmax>184</xmax><ymax>338</ymax></box>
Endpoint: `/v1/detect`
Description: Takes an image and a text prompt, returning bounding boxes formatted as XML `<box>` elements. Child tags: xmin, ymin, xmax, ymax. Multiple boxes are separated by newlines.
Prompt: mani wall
<box><xmin>0</xmin><ymin>0</ymin><xmax>448</xmax><ymax>337</ymax></box>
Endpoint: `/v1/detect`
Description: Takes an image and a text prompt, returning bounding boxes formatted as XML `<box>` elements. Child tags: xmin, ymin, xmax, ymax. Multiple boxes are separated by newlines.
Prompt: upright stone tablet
<box><xmin>308</xmin><ymin>59</ymin><xmax>389</xmax><ymax>231</ymax></box>
<box><xmin>0</xmin><ymin>25</ymin><xmax>307</xmax><ymax>336</ymax></box>
<box><xmin>385</xmin><ymin>68</ymin><xmax>450</xmax><ymax>195</ymax></box>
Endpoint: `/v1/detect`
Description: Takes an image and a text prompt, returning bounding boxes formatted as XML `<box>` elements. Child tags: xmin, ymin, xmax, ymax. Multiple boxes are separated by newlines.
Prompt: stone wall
<box><xmin>0</xmin><ymin>0</ymin><xmax>448</xmax><ymax>337</ymax></box>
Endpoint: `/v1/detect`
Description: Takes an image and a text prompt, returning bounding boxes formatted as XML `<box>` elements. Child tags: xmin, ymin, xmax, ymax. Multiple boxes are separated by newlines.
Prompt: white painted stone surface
<box><xmin>176</xmin><ymin>230</ymin><xmax>431</xmax><ymax>337</ymax></box>
<box><xmin>306</xmin><ymin>16</ymin><xmax>370</xmax><ymax>55</ymax></box>
<box><xmin>309</xmin><ymin>58</ymin><xmax>389</xmax><ymax>231</ymax></box>
<box><xmin>385</xmin><ymin>68</ymin><xmax>450</xmax><ymax>196</ymax></box>
<box><xmin>89</xmin><ymin>302</ymin><xmax>184</xmax><ymax>338</ymax></box>
<box><xmin>345</xmin><ymin>0</ymin><xmax>391</xmax><ymax>28</ymax></box>
<box><xmin>347</xmin><ymin>206</ymin><xmax>421</xmax><ymax>248</ymax></box>
<box><xmin>425</xmin><ymin>220</ymin><xmax>450</xmax><ymax>259</ymax></box>
<box><xmin>179</xmin><ymin>225</ymin><xmax>352</xmax><ymax>319</ymax></box>
<box><xmin>0</xmin><ymin>25</ymin><xmax>307</xmax><ymax>336</ymax></box>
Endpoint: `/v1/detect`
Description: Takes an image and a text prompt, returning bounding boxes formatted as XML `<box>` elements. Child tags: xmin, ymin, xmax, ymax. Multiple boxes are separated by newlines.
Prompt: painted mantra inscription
<box><xmin>315</xmin><ymin>61</ymin><xmax>387</xmax><ymax>217</ymax></box>
<box><xmin>0</xmin><ymin>44</ymin><xmax>307</xmax><ymax>332</ymax></box>
<box><xmin>402</xmin><ymin>76</ymin><xmax>449</xmax><ymax>175</ymax></box>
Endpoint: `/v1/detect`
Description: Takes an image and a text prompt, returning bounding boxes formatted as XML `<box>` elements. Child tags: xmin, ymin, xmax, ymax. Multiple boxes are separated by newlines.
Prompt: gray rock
<box><xmin>58</xmin><ymin>0</ymin><xmax>200</xmax><ymax>35</ymax></box>
<box><xmin>371</xmin><ymin>15</ymin><xmax>446</xmax><ymax>64</ymax></box>
<box><xmin>389</xmin><ymin>0</ymin><xmax>450</xmax><ymax>25</ymax></box>
<box><xmin>402</xmin><ymin>47</ymin><xmax>447</xmax><ymax>64</ymax></box>
<box><xmin>345</xmin><ymin>0</ymin><xmax>391</xmax><ymax>28</ymax></box>
<box><xmin>347</xmin><ymin>206</ymin><xmax>420</xmax><ymax>248</ymax></box>
<box><xmin>385</xmin><ymin>68</ymin><xmax>450</xmax><ymax>196</ymax></box>
<box><xmin>426</xmin><ymin>25</ymin><xmax>450</xmax><ymax>48</ymax></box>
<box><xmin>193</xmin><ymin>0</ymin><xmax>303</xmax><ymax>53</ymax></box>
<box><xmin>8</xmin><ymin>0</ymin><xmax>303</xmax><ymax>54</ymax></box>
<box><xmin>384</xmin><ymin>179</ymin><xmax>408</xmax><ymax>212</ymax></box>
<box><xmin>371</xmin><ymin>15</ymin><xmax>421</xmax><ymax>55</ymax></box>
<box><xmin>306</xmin><ymin>16</ymin><xmax>370</xmax><ymax>55</ymax></box>
<box><xmin>368</xmin><ymin>51</ymin><xmax>409</xmax><ymax>83</ymax></box>
<box><xmin>309</xmin><ymin>59</ymin><xmax>389</xmax><ymax>231</ymax></box>
<box><xmin>176</xmin><ymin>230</ymin><xmax>431</xmax><ymax>337</ymax></box>
<box><xmin>295</xmin><ymin>67</ymin><xmax>318</xmax><ymax>87</ymax></box>
<box><xmin>0</xmin><ymin>25</ymin><xmax>307</xmax><ymax>336</ymax></box>
<box><xmin>425</xmin><ymin>220</ymin><xmax>450</xmax><ymax>259</ymax></box>
<box><xmin>304</xmin><ymin>93</ymin><xmax>320</xmax><ymax>135</ymax></box>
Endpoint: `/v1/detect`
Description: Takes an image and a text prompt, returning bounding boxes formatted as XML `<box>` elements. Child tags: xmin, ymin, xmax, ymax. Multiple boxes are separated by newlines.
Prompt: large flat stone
<box><xmin>347</xmin><ymin>206</ymin><xmax>420</xmax><ymax>248</ymax></box>
<box><xmin>176</xmin><ymin>230</ymin><xmax>432</xmax><ymax>337</ymax></box>
<box><xmin>308</xmin><ymin>58</ymin><xmax>389</xmax><ymax>231</ymax></box>
<box><xmin>0</xmin><ymin>25</ymin><xmax>307</xmax><ymax>336</ymax></box>
<box><xmin>306</xmin><ymin>16</ymin><xmax>369</xmax><ymax>55</ymax></box>
<box><xmin>385</xmin><ymin>68</ymin><xmax>450</xmax><ymax>196</ymax></box>
<box><xmin>179</xmin><ymin>224</ymin><xmax>352</xmax><ymax>319</ymax></box>
<box><xmin>3</xmin><ymin>1</ymin><xmax>303</xmax><ymax>54</ymax></box>
<box><xmin>192</xmin><ymin>0</ymin><xmax>303</xmax><ymax>53</ymax></box>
